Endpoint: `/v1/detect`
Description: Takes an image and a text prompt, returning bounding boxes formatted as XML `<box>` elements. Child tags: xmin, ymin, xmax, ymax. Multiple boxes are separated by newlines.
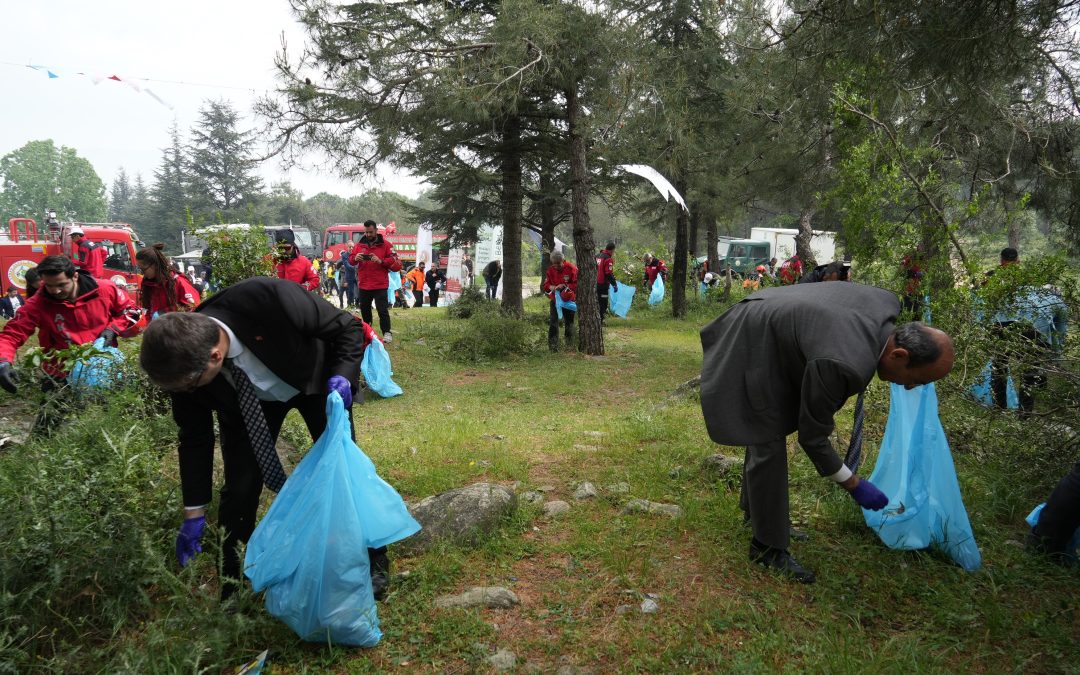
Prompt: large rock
<box><xmin>398</xmin><ymin>482</ymin><xmax>517</xmax><ymax>555</ymax></box>
<box><xmin>434</xmin><ymin>586</ymin><xmax>520</xmax><ymax>609</ymax></box>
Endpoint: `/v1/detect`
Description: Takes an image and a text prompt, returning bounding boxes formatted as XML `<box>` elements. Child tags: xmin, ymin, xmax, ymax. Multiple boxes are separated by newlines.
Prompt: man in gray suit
<box><xmin>700</xmin><ymin>282</ymin><xmax>954</xmax><ymax>583</ymax></box>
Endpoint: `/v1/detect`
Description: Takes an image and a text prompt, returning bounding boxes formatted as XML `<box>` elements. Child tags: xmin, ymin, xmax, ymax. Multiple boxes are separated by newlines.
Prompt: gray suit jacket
<box><xmin>700</xmin><ymin>283</ymin><xmax>899</xmax><ymax>476</ymax></box>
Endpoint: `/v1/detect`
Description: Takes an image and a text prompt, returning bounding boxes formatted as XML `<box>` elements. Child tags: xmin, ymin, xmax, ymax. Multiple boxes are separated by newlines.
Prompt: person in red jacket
<box><xmin>70</xmin><ymin>227</ymin><xmax>107</xmax><ymax>279</ymax></box>
<box><xmin>349</xmin><ymin>220</ymin><xmax>402</xmax><ymax>343</ymax></box>
<box><xmin>0</xmin><ymin>255</ymin><xmax>142</xmax><ymax>391</ymax></box>
<box><xmin>273</xmin><ymin>230</ymin><xmax>320</xmax><ymax>292</ymax></box>
<box><xmin>643</xmin><ymin>253</ymin><xmax>667</xmax><ymax>291</ymax></box>
<box><xmin>543</xmin><ymin>250</ymin><xmax>578</xmax><ymax>352</ymax></box>
<box><xmin>595</xmin><ymin>241</ymin><xmax>618</xmax><ymax>324</ymax></box>
<box><xmin>137</xmin><ymin>244</ymin><xmax>201</xmax><ymax>317</ymax></box>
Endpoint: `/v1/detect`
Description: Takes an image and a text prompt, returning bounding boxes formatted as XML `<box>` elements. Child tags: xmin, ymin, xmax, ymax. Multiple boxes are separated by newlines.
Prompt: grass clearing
<box><xmin>0</xmin><ymin>297</ymin><xmax>1076</xmax><ymax>672</ymax></box>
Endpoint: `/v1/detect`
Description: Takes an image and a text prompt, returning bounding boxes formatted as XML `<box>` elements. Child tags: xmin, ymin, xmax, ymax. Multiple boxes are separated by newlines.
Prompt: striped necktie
<box><xmin>227</xmin><ymin>359</ymin><xmax>287</xmax><ymax>492</ymax></box>
<box><xmin>844</xmin><ymin>391</ymin><xmax>865</xmax><ymax>473</ymax></box>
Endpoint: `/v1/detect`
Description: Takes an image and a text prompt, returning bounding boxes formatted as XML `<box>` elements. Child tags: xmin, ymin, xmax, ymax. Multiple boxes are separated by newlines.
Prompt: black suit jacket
<box><xmin>700</xmin><ymin>282</ymin><xmax>899</xmax><ymax>477</ymax></box>
<box><xmin>0</xmin><ymin>296</ymin><xmax>19</xmax><ymax>319</ymax></box>
<box><xmin>171</xmin><ymin>277</ymin><xmax>364</xmax><ymax>505</ymax></box>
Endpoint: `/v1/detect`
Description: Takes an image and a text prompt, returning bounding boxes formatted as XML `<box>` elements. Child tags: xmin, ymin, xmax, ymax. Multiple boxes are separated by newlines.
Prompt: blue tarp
<box><xmin>863</xmin><ymin>382</ymin><xmax>982</xmax><ymax>571</ymax></box>
<box><xmin>245</xmin><ymin>393</ymin><xmax>420</xmax><ymax>646</ymax></box>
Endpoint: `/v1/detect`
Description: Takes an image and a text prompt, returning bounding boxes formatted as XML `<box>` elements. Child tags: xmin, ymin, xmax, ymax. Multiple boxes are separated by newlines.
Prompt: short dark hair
<box><xmin>36</xmin><ymin>256</ymin><xmax>76</xmax><ymax>278</ymax></box>
<box><xmin>605</xmin><ymin>242</ymin><xmax>616</xmax><ymax>251</ymax></box>
<box><xmin>139</xmin><ymin>313</ymin><xmax>220</xmax><ymax>388</ymax></box>
<box><xmin>893</xmin><ymin>322</ymin><xmax>942</xmax><ymax>367</ymax></box>
<box><xmin>1000</xmin><ymin>247</ymin><xmax>1019</xmax><ymax>261</ymax></box>
<box><xmin>823</xmin><ymin>261</ymin><xmax>848</xmax><ymax>280</ymax></box>
<box><xmin>364</xmin><ymin>220</ymin><xmax>377</xmax><ymax>228</ymax></box>
<box><xmin>6</xmin><ymin>286</ymin><xmax>18</xmax><ymax>293</ymax></box>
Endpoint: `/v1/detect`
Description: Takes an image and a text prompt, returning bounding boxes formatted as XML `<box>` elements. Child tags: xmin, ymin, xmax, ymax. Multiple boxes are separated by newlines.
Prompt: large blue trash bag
<box><xmin>361</xmin><ymin>338</ymin><xmax>403</xmax><ymax>398</ymax></box>
<box><xmin>969</xmin><ymin>361</ymin><xmax>1018</xmax><ymax>409</ymax></box>
<box><xmin>386</xmin><ymin>271</ymin><xmax>402</xmax><ymax>304</ymax></box>
<box><xmin>69</xmin><ymin>337</ymin><xmax>124</xmax><ymax>391</ymax></box>
<box><xmin>1025</xmin><ymin>503</ymin><xmax>1080</xmax><ymax>562</ymax></box>
<box><xmin>648</xmin><ymin>276</ymin><xmax>665</xmax><ymax>305</ymax></box>
<box><xmin>863</xmin><ymin>382</ymin><xmax>982</xmax><ymax>571</ymax></box>
<box><xmin>554</xmin><ymin>293</ymin><xmax>577</xmax><ymax>320</ymax></box>
<box><xmin>245</xmin><ymin>393</ymin><xmax>420</xmax><ymax>646</ymax></box>
<box><xmin>609</xmin><ymin>284</ymin><xmax>636</xmax><ymax>318</ymax></box>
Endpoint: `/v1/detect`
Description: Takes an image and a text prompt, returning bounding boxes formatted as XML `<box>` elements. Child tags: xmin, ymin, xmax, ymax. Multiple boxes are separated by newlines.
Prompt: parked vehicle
<box><xmin>322</xmin><ymin>223</ymin><xmax>448</xmax><ymax>265</ymax></box>
<box><xmin>717</xmin><ymin>227</ymin><xmax>837</xmax><ymax>275</ymax></box>
<box><xmin>2</xmin><ymin>216</ymin><xmax>143</xmax><ymax>292</ymax></box>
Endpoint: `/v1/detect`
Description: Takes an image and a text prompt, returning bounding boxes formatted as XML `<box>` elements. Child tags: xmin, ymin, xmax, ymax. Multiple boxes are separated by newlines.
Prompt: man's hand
<box><xmin>848</xmin><ymin>478</ymin><xmax>889</xmax><ymax>510</ymax></box>
<box><xmin>97</xmin><ymin>328</ymin><xmax>119</xmax><ymax>347</ymax></box>
<box><xmin>0</xmin><ymin>361</ymin><xmax>18</xmax><ymax>394</ymax></box>
<box><xmin>327</xmin><ymin>375</ymin><xmax>353</xmax><ymax>407</ymax></box>
<box><xmin>176</xmin><ymin>515</ymin><xmax>206</xmax><ymax>567</ymax></box>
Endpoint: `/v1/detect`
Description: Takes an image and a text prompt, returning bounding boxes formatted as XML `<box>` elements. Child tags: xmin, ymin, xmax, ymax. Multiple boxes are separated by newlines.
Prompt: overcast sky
<box><xmin>0</xmin><ymin>0</ymin><xmax>426</xmax><ymax>208</ymax></box>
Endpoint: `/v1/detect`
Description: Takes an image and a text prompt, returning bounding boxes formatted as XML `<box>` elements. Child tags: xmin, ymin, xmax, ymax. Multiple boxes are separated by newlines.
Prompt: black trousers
<box><xmin>428</xmin><ymin>289</ymin><xmax>440</xmax><ymax>307</ymax></box>
<box><xmin>596</xmin><ymin>283</ymin><xmax>610</xmax><ymax>321</ymax></box>
<box><xmin>358</xmin><ymin>288</ymin><xmax>391</xmax><ymax>334</ymax></box>
<box><xmin>990</xmin><ymin>322</ymin><xmax>1047</xmax><ymax>414</ymax></box>
<box><xmin>548</xmin><ymin>300</ymin><xmax>575</xmax><ymax>350</ymax></box>
<box><xmin>486</xmin><ymin>280</ymin><xmax>498</xmax><ymax>299</ymax></box>
<box><xmin>739</xmin><ymin>437</ymin><xmax>790</xmax><ymax>550</ymax></box>
<box><xmin>217</xmin><ymin>393</ymin><xmax>385</xmax><ymax>596</ymax></box>
<box><xmin>1032</xmin><ymin>462</ymin><xmax>1080</xmax><ymax>556</ymax></box>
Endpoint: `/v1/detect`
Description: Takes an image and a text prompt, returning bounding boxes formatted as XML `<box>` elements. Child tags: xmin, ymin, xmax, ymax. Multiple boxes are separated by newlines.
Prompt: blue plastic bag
<box><xmin>69</xmin><ymin>337</ymin><xmax>124</xmax><ymax>391</ymax></box>
<box><xmin>361</xmin><ymin>339</ymin><xmax>403</xmax><ymax>398</ymax></box>
<box><xmin>648</xmin><ymin>276</ymin><xmax>665</xmax><ymax>305</ymax></box>
<box><xmin>554</xmin><ymin>293</ymin><xmax>577</xmax><ymax>320</ymax></box>
<box><xmin>245</xmin><ymin>393</ymin><xmax>420</xmax><ymax>646</ymax></box>
<box><xmin>609</xmin><ymin>283</ymin><xmax>636</xmax><ymax>318</ymax></box>
<box><xmin>387</xmin><ymin>271</ymin><xmax>402</xmax><ymax>304</ymax></box>
<box><xmin>1025</xmin><ymin>503</ymin><xmax>1080</xmax><ymax>562</ymax></box>
<box><xmin>863</xmin><ymin>383</ymin><xmax>982</xmax><ymax>571</ymax></box>
<box><xmin>969</xmin><ymin>361</ymin><xmax>1018</xmax><ymax>409</ymax></box>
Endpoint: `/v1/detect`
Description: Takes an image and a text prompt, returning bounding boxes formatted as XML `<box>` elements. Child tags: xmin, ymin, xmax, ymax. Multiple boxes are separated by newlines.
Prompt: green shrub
<box><xmin>447</xmin><ymin>286</ymin><xmax>493</xmax><ymax>319</ymax></box>
<box><xmin>448</xmin><ymin>311</ymin><xmax>544</xmax><ymax>362</ymax></box>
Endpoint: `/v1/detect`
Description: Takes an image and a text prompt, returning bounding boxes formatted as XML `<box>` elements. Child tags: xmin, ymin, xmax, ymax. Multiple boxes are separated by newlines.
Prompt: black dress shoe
<box><xmin>749</xmin><ymin>541</ymin><xmax>816</xmax><ymax>584</ymax></box>
<box><xmin>370</xmin><ymin>548</ymin><xmax>391</xmax><ymax>601</ymax></box>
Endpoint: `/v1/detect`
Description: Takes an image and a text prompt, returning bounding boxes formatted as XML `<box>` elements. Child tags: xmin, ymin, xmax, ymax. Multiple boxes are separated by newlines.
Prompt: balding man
<box><xmin>542</xmin><ymin>250</ymin><xmax>578</xmax><ymax>352</ymax></box>
<box><xmin>700</xmin><ymin>282</ymin><xmax>954</xmax><ymax>583</ymax></box>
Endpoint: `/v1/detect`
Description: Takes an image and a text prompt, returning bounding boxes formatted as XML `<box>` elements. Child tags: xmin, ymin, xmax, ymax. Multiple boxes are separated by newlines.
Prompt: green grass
<box><xmin>0</xmin><ymin>296</ymin><xmax>1076</xmax><ymax>673</ymax></box>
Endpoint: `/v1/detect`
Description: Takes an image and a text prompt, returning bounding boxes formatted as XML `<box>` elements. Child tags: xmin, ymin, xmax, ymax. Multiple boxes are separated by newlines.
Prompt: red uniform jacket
<box><xmin>276</xmin><ymin>255</ymin><xmax>320</xmax><ymax>291</ymax></box>
<box><xmin>349</xmin><ymin>236</ymin><xmax>403</xmax><ymax>291</ymax></box>
<box><xmin>0</xmin><ymin>276</ymin><xmax>142</xmax><ymax>376</ymax></box>
<box><xmin>74</xmin><ymin>240</ymin><xmax>107</xmax><ymax>278</ymax></box>
<box><xmin>596</xmin><ymin>251</ymin><xmax>617</xmax><ymax>287</ymax></box>
<box><xmin>645</xmin><ymin>258</ymin><xmax>667</xmax><ymax>285</ymax></box>
<box><xmin>543</xmin><ymin>261</ymin><xmax>578</xmax><ymax>302</ymax></box>
<box><xmin>143</xmin><ymin>272</ymin><xmax>201</xmax><ymax>316</ymax></box>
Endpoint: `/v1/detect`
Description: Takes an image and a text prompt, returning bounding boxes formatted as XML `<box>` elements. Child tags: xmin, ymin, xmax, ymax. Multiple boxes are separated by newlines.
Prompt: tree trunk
<box><xmin>539</xmin><ymin>171</ymin><xmax>556</xmax><ymax>280</ymax></box>
<box><xmin>499</xmin><ymin>117</ymin><xmax>524</xmax><ymax>318</ymax></box>
<box><xmin>566</xmin><ymin>83</ymin><xmax>603</xmax><ymax>355</ymax></box>
<box><xmin>688</xmin><ymin>204</ymin><xmax>699</xmax><ymax>259</ymax></box>
<box><xmin>795</xmin><ymin>205</ymin><xmax>817</xmax><ymax>268</ymax></box>
<box><xmin>1006</xmin><ymin>205</ymin><xmax>1021</xmax><ymax>251</ymax></box>
<box><xmin>705</xmin><ymin>213</ymin><xmax>719</xmax><ymax>275</ymax></box>
<box><xmin>672</xmin><ymin>177</ymin><xmax>689</xmax><ymax>318</ymax></box>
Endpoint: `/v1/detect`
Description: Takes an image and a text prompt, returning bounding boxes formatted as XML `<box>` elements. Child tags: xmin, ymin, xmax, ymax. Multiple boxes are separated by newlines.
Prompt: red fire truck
<box><xmin>322</xmin><ymin>223</ymin><xmax>449</xmax><ymax>266</ymax></box>
<box><xmin>2</xmin><ymin>217</ymin><xmax>144</xmax><ymax>293</ymax></box>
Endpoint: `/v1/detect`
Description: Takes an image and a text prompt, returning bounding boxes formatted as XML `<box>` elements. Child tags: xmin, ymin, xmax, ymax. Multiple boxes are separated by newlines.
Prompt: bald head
<box><xmin>877</xmin><ymin>322</ymin><xmax>955</xmax><ymax>390</ymax></box>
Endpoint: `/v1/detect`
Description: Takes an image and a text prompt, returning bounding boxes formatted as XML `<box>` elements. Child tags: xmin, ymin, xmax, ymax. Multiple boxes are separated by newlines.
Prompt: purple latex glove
<box><xmin>327</xmin><ymin>375</ymin><xmax>353</xmax><ymax>407</ymax></box>
<box><xmin>850</xmin><ymin>479</ymin><xmax>889</xmax><ymax>511</ymax></box>
<box><xmin>176</xmin><ymin>515</ymin><xmax>206</xmax><ymax>567</ymax></box>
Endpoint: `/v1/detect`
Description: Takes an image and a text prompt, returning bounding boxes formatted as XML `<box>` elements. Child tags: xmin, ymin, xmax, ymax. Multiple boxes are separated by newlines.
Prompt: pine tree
<box><xmin>108</xmin><ymin>168</ymin><xmax>132</xmax><ymax>222</ymax></box>
<box><xmin>152</xmin><ymin>122</ymin><xmax>193</xmax><ymax>246</ymax></box>
<box><xmin>188</xmin><ymin>99</ymin><xmax>263</xmax><ymax>213</ymax></box>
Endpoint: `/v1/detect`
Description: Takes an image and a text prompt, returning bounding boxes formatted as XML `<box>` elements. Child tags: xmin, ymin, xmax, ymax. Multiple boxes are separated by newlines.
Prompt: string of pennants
<box><xmin>19</xmin><ymin>62</ymin><xmax>175</xmax><ymax>110</ymax></box>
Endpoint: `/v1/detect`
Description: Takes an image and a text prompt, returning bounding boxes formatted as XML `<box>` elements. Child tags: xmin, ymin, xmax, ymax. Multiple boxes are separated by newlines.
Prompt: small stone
<box><xmin>668</xmin><ymin>465</ymin><xmax>683</xmax><ymax>478</ymax></box>
<box><xmin>640</xmin><ymin>598</ymin><xmax>659</xmax><ymax>614</ymax></box>
<box><xmin>702</xmin><ymin>453</ymin><xmax>743</xmax><ymax>477</ymax></box>
<box><xmin>573</xmin><ymin>444</ymin><xmax>599</xmax><ymax>452</ymax></box>
<box><xmin>444</xmin><ymin>404</ymin><xmax>455</xmax><ymax>412</ymax></box>
<box><xmin>475</xmin><ymin>459</ymin><xmax>492</xmax><ymax>468</ymax></box>
<box><xmin>582</xmin><ymin>431</ymin><xmax>607</xmax><ymax>438</ymax></box>
<box><xmin>410</xmin><ymin>446</ymin><xmax>418</xmax><ymax>456</ymax></box>
<box><xmin>615</xmin><ymin>604</ymin><xmax>633</xmax><ymax>615</ymax></box>
<box><xmin>573</xmin><ymin>482</ymin><xmax>598</xmax><ymax>500</ymax></box>
<box><xmin>511</xmin><ymin>480</ymin><xmax>523</xmax><ymax>490</ymax></box>
<box><xmin>543</xmin><ymin>500</ymin><xmax>571</xmax><ymax>517</ymax></box>
<box><xmin>620</xmin><ymin>499</ymin><xmax>683</xmax><ymax>518</ymax></box>
<box><xmin>520</xmin><ymin>491</ymin><xmax>545</xmax><ymax>505</ymax></box>
<box><xmin>488</xmin><ymin>649</ymin><xmax>517</xmax><ymax>671</ymax></box>
<box><xmin>414</xmin><ymin>338</ymin><xmax>426</xmax><ymax>345</ymax></box>
<box><xmin>605</xmin><ymin>482</ymin><xmax>630</xmax><ymax>495</ymax></box>
<box><xmin>537</xmin><ymin>484</ymin><xmax>556</xmax><ymax>493</ymax></box>
<box><xmin>434</xmin><ymin>586</ymin><xmax>520</xmax><ymax>610</ymax></box>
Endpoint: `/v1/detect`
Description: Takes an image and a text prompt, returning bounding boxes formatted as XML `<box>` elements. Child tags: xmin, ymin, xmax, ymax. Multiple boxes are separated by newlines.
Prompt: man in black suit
<box><xmin>0</xmin><ymin>287</ymin><xmax>24</xmax><ymax>319</ymax></box>
<box><xmin>139</xmin><ymin>277</ymin><xmax>392</xmax><ymax>599</ymax></box>
<box><xmin>700</xmin><ymin>283</ymin><xmax>955</xmax><ymax>583</ymax></box>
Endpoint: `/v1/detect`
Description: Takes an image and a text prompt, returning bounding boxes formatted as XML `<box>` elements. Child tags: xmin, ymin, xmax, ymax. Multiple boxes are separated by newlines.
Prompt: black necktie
<box><xmin>844</xmin><ymin>391</ymin><xmax>865</xmax><ymax>473</ymax></box>
<box><xmin>227</xmin><ymin>359</ymin><xmax>287</xmax><ymax>492</ymax></box>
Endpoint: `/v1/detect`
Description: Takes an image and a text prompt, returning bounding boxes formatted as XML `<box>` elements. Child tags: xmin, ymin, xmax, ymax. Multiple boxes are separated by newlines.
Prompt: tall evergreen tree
<box><xmin>108</xmin><ymin>167</ymin><xmax>132</xmax><ymax>222</ymax></box>
<box><xmin>152</xmin><ymin>122</ymin><xmax>194</xmax><ymax>246</ymax></box>
<box><xmin>189</xmin><ymin>99</ymin><xmax>263</xmax><ymax>213</ymax></box>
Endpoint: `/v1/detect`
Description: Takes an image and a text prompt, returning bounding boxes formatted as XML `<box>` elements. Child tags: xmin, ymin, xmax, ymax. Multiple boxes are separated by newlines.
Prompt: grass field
<box><xmin>0</xmin><ymin>295</ymin><xmax>1076</xmax><ymax>672</ymax></box>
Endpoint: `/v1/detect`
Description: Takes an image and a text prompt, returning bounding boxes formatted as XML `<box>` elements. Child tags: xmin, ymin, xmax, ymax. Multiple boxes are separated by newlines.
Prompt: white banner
<box><xmin>415</xmin><ymin>223</ymin><xmax>433</xmax><ymax>271</ymax></box>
